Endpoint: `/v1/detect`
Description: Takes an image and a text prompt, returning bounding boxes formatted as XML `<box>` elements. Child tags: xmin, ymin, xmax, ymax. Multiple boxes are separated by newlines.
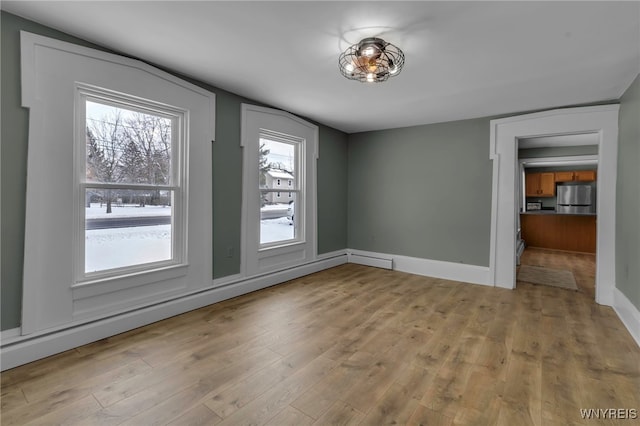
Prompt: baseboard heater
<box><xmin>348</xmin><ymin>252</ymin><xmax>393</xmax><ymax>270</ymax></box>
<box><xmin>516</xmin><ymin>239</ymin><xmax>526</xmax><ymax>266</ymax></box>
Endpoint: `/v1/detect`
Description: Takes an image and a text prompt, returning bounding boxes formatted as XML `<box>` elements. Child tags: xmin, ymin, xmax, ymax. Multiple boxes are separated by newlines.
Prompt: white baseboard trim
<box><xmin>317</xmin><ymin>249</ymin><xmax>348</xmax><ymax>261</ymax></box>
<box><xmin>347</xmin><ymin>250</ymin><xmax>393</xmax><ymax>269</ymax></box>
<box><xmin>211</xmin><ymin>272</ymin><xmax>244</xmax><ymax>288</ymax></box>
<box><xmin>0</xmin><ymin>327</ymin><xmax>21</xmax><ymax>342</ymax></box>
<box><xmin>0</xmin><ymin>253</ymin><xmax>347</xmax><ymax>371</ymax></box>
<box><xmin>5</xmin><ymin>249</ymin><xmax>632</xmax><ymax>371</ymax></box>
<box><xmin>613</xmin><ymin>287</ymin><xmax>640</xmax><ymax>349</ymax></box>
<box><xmin>348</xmin><ymin>249</ymin><xmax>492</xmax><ymax>286</ymax></box>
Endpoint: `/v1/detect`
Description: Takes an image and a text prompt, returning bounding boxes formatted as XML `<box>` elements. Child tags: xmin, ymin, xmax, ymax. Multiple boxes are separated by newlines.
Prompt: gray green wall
<box><xmin>347</xmin><ymin>118</ymin><xmax>493</xmax><ymax>266</ymax></box>
<box><xmin>317</xmin><ymin>126</ymin><xmax>349</xmax><ymax>254</ymax></box>
<box><xmin>616</xmin><ymin>73</ymin><xmax>640</xmax><ymax>311</ymax></box>
<box><xmin>0</xmin><ymin>12</ymin><xmax>348</xmax><ymax>330</ymax></box>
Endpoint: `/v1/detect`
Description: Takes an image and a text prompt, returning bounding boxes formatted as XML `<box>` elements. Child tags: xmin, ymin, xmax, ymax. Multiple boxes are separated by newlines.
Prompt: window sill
<box><xmin>258</xmin><ymin>240</ymin><xmax>306</xmax><ymax>254</ymax></box>
<box><xmin>72</xmin><ymin>264</ymin><xmax>189</xmax><ymax>300</ymax></box>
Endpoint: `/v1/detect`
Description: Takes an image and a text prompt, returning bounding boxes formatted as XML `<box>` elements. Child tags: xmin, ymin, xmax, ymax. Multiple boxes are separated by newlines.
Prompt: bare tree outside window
<box><xmin>86</xmin><ymin>103</ymin><xmax>172</xmax><ymax>212</ymax></box>
<box><xmin>86</xmin><ymin>110</ymin><xmax>127</xmax><ymax>213</ymax></box>
<box><xmin>259</xmin><ymin>143</ymin><xmax>270</xmax><ymax>187</ymax></box>
<box><xmin>84</xmin><ymin>99</ymin><xmax>175</xmax><ymax>274</ymax></box>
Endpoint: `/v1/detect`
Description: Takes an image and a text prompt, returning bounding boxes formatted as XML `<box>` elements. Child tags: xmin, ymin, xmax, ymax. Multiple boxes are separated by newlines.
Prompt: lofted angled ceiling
<box><xmin>2</xmin><ymin>1</ymin><xmax>639</xmax><ymax>133</ymax></box>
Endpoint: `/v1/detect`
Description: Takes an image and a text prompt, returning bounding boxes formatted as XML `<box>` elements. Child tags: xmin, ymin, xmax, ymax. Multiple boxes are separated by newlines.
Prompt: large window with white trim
<box><xmin>241</xmin><ymin>104</ymin><xmax>317</xmax><ymax>277</ymax></box>
<box><xmin>77</xmin><ymin>88</ymin><xmax>186</xmax><ymax>280</ymax></box>
<box><xmin>20</xmin><ymin>31</ymin><xmax>214</xmax><ymax>335</ymax></box>
<box><xmin>259</xmin><ymin>132</ymin><xmax>302</xmax><ymax>247</ymax></box>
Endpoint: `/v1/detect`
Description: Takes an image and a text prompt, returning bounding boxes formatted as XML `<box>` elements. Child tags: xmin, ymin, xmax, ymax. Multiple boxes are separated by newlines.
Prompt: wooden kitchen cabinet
<box><xmin>526</xmin><ymin>172</ymin><xmax>555</xmax><ymax>197</ymax></box>
<box><xmin>554</xmin><ymin>170</ymin><xmax>597</xmax><ymax>182</ymax></box>
<box><xmin>575</xmin><ymin>170</ymin><xmax>597</xmax><ymax>181</ymax></box>
<box><xmin>520</xmin><ymin>213</ymin><xmax>596</xmax><ymax>253</ymax></box>
<box><xmin>554</xmin><ymin>171</ymin><xmax>575</xmax><ymax>182</ymax></box>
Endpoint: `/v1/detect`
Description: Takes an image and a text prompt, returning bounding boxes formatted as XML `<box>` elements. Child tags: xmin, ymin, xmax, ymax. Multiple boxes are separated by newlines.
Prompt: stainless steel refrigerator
<box><xmin>556</xmin><ymin>185</ymin><xmax>595</xmax><ymax>214</ymax></box>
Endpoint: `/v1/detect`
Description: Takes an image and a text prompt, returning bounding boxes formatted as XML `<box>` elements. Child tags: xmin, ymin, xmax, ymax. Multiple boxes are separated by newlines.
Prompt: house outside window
<box><xmin>262</xmin><ymin>169</ymin><xmax>295</xmax><ymax>204</ymax></box>
<box><xmin>259</xmin><ymin>137</ymin><xmax>299</xmax><ymax>246</ymax></box>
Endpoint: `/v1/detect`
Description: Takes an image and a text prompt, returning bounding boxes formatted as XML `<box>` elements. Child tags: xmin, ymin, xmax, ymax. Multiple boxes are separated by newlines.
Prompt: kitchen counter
<box><xmin>520</xmin><ymin>213</ymin><xmax>596</xmax><ymax>253</ymax></box>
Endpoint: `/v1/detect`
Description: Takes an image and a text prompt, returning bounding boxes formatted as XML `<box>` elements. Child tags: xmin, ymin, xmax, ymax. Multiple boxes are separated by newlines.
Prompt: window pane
<box><xmin>86</xmin><ymin>100</ymin><xmax>172</xmax><ymax>185</ymax></box>
<box><xmin>259</xmin><ymin>138</ymin><xmax>296</xmax><ymax>189</ymax></box>
<box><xmin>85</xmin><ymin>188</ymin><xmax>173</xmax><ymax>273</ymax></box>
<box><xmin>260</xmin><ymin>191</ymin><xmax>296</xmax><ymax>245</ymax></box>
<box><xmin>258</xmin><ymin>136</ymin><xmax>298</xmax><ymax>246</ymax></box>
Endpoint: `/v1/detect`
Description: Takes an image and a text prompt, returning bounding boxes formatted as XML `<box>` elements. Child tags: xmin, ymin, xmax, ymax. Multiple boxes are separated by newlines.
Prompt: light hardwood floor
<box><xmin>2</xmin><ymin>255</ymin><xmax>638</xmax><ymax>425</ymax></box>
<box><xmin>519</xmin><ymin>247</ymin><xmax>597</xmax><ymax>299</ymax></box>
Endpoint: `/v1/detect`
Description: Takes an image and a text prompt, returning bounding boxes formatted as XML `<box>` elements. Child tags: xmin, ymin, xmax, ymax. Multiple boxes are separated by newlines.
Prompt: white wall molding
<box><xmin>240</xmin><ymin>103</ymin><xmax>318</xmax><ymax>278</ymax></box>
<box><xmin>394</xmin><ymin>255</ymin><xmax>492</xmax><ymax>286</ymax></box>
<box><xmin>211</xmin><ymin>273</ymin><xmax>245</xmax><ymax>288</ymax></box>
<box><xmin>317</xmin><ymin>249</ymin><xmax>348</xmax><ymax>261</ymax></box>
<box><xmin>613</xmin><ymin>288</ymin><xmax>640</xmax><ymax>349</ymax></box>
<box><xmin>19</xmin><ymin>31</ymin><xmax>215</xmax><ymax>334</ymax></box>
<box><xmin>348</xmin><ymin>249</ymin><xmax>491</xmax><ymax>286</ymax></box>
<box><xmin>0</xmin><ymin>328</ymin><xmax>21</xmax><ymax>343</ymax></box>
<box><xmin>347</xmin><ymin>250</ymin><xmax>393</xmax><ymax>269</ymax></box>
<box><xmin>0</xmin><ymin>254</ymin><xmax>347</xmax><ymax>371</ymax></box>
<box><xmin>4</xmin><ymin>251</ymin><xmax>636</xmax><ymax>370</ymax></box>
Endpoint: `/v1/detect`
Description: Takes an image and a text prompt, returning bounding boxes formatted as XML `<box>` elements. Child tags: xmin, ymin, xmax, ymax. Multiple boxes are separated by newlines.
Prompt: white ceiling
<box><xmin>3</xmin><ymin>1</ymin><xmax>639</xmax><ymax>133</ymax></box>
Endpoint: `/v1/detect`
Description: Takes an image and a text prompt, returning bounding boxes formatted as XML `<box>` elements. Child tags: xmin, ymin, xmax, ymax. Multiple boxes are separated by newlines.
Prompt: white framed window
<box><xmin>259</xmin><ymin>133</ymin><xmax>301</xmax><ymax>248</ymax></box>
<box><xmin>20</xmin><ymin>32</ymin><xmax>214</xmax><ymax>334</ymax></box>
<box><xmin>241</xmin><ymin>104</ymin><xmax>318</xmax><ymax>277</ymax></box>
<box><xmin>76</xmin><ymin>87</ymin><xmax>187</xmax><ymax>282</ymax></box>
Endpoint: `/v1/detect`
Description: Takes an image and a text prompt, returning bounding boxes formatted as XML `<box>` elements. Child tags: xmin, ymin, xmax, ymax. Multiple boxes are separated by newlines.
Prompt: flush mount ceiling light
<box><xmin>339</xmin><ymin>37</ymin><xmax>405</xmax><ymax>83</ymax></box>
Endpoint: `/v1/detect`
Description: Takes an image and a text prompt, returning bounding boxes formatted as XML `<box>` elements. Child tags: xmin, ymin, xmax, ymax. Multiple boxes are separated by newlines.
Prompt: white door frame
<box><xmin>489</xmin><ymin>105</ymin><xmax>620</xmax><ymax>305</ymax></box>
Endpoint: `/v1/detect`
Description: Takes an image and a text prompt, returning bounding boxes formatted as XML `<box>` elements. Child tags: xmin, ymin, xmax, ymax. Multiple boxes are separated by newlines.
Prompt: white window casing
<box><xmin>241</xmin><ymin>104</ymin><xmax>318</xmax><ymax>277</ymax></box>
<box><xmin>75</xmin><ymin>85</ymin><xmax>188</xmax><ymax>283</ymax></box>
<box><xmin>20</xmin><ymin>32</ymin><xmax>214</xmax><ymax>335</ymax></box>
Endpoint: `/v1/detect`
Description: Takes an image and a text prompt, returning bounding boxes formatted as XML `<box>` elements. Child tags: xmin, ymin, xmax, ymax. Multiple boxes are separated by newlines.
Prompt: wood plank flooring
<box><xmin>2</xmin><ymin>253</ymin><xmax>639</xmax><ymax>425</ymax></box>
<box><xmin>519</xmin><ymin>247</ymin><xmax>597</xmax><ymax>298</ymax></box>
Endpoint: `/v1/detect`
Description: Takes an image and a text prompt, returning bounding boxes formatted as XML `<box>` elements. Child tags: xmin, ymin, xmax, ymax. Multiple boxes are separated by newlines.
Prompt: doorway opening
<box><xmin>517</xmin><ymin>135</ymin><xmax>599</xmax><ymax>298</ymax></box>
<box><xmin>488</xmin><ymin>105</ymin><xmax>619</xmax><ymax>306</ymax></box>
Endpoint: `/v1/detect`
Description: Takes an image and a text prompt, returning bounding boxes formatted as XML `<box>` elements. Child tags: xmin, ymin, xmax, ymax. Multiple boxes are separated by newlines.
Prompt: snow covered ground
<box><xmin>260</xmin><ymin>217</ymin><xmax>294</xmax><ymax>244</ymax></box>
<box><xmin>85</xmin><ymin>203</ymin><xmax>293</xmax><ymax>272</ymax></box>
<box><xmin>261</xmin><ymin>204</ymin><xmax>288</xmax><ymax>212</ymax></box>
<box><xmin>85</xmin><ymin>225</ymin><xmax>171</xmax><ymax>272</ymax></box>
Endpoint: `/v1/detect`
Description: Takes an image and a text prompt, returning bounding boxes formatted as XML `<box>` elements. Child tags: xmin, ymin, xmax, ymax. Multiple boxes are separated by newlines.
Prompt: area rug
<box><xmin>517</xmin><ymin>265</ymin><xmax>578</xmax><ymax>291</ymax></box>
